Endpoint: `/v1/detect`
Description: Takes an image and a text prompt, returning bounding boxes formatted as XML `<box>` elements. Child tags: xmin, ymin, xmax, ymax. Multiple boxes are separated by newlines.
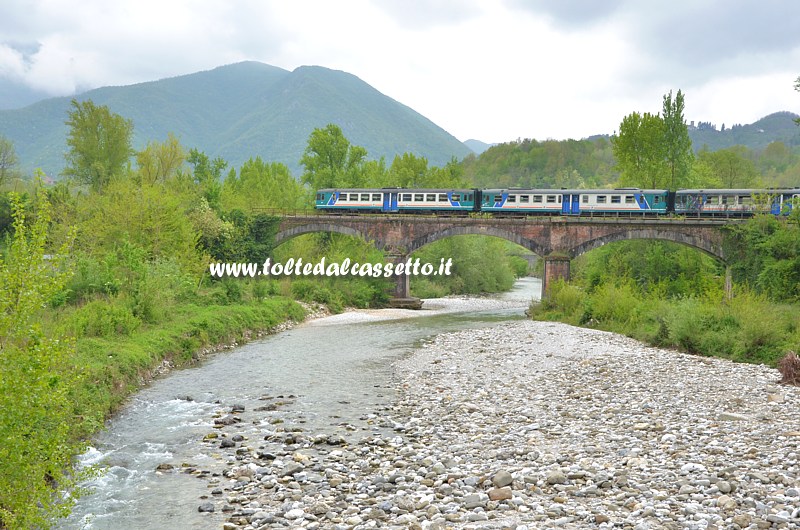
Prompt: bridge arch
<box><xmin>274</xmin><ymin>223</ymin><xmax>375</xmax><ymax>248</ymax></box>
<box><xmin>568</xmin><ymin>228</ymin><xmax>727</xmax><ymax>262</ymax></box>
<box><xmin>407</xmin><ymin>225</ymin><xmax>549</xmax><ymax>257</ymax></box>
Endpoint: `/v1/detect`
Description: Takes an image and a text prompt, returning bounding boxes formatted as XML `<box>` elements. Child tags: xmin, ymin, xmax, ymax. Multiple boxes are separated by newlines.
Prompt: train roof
<box><xmin>483</xmin><ymin>188</ymin><xmax>669</xmax><ymax>194</ymax></box>
<box><xmin>676</xmin><ymin>188</ymin><xmax>800</xmax><ymax>194</ymax></box>
<box><xmin>317</xmin><ymin>188</ymin><xmax>477</xmax><ymax>193</ymax></box>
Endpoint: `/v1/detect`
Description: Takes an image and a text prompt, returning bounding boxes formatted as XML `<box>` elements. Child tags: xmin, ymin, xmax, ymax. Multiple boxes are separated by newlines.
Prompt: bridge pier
<box><xmin>387</xmin><ymin>254</ymin><xmax>423</xmax><ymax>309</ymax></box>
<box><xmin>542</xmin><ymin>255</ymin><xmax>571</xmax><ymax>299</ymax></box>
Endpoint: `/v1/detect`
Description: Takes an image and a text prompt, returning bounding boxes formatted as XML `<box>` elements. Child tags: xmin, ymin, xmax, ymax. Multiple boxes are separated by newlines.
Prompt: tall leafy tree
<box><xmin>185</xmin><ymin>148</ymin><xmax>227</xmax><ymax>210</ymax></box>
<box><xmin>63</xmin><ymin>99</ymin><xmax>134</xmax><ymax>191</ymax></box>
<box><xmin>388</xmin><ymin>153</ymin><xmax>429</xmax><ymax>187</ymax></box>
<box><xmin>795</xmin><ymin>76</ymin><xmax>800</xmax><ymax>126</ymax></box>
<box><xmin>611</xmin><ymin>111</ymin><xmax>668</xmax><ymax>188</ymax></box>
<box><xmin>697</xmin><ymin>146</ymin><xmax>758</xmax><ymax>188</ymax></box>
<box><xmin>300</xmin><ymin>124</ymin><xmax>368</xmax><ymax>189</ymax></box>
<box><xmin>0</xmin><ymin>135</ymin><xmax>19</xmax><ymax>188</ymax></box>
<box><xmin>222</xmin><ymin>157</ymin><xmax>308</xmax><ymax>211</ymax></box>
<box><xmin>0</xmin><ymin>192</ymin><xmax>93</xmax><ymax>529</ymax></box>
<box><xmin>136</xmin><ymin>133</ymin><xmax>186</xmax><ymax>185</ymax></box>
<box><xmin>662</xmin><ymin>89</ymin><xmax>694</xmax><ymax>189</ymax></box>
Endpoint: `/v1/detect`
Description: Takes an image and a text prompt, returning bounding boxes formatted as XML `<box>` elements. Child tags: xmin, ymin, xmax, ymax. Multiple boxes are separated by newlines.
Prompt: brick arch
<box><xmin>568</xmin><ymin>229</ymin><xmax>727</xmax><ymax>262</ymax></box>
<box><xmin>273</xmin><ymin>223</ymin><xmax>378</xmax><ymax>248</ymax></box>
<box><xmin>407</xmin><ymin>225</ymin><xmax>549</xmax><ymax>257</ymax></box>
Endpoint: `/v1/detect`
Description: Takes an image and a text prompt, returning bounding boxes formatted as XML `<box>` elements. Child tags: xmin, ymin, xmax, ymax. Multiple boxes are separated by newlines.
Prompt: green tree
<box><xmin>698</xmin><ymin>146</ymin><xmax>757</xmax><ymax>188</ymax></box>
<box><xmin>388</xmin><ymin>153</ymin><xmax>429</xmax><ymax>187</ymax></box>
<box><xmin>662</xmin><ymin>89</ymin><xmax>694</xmax><ymax>189</ymax></box>
<box><xmin>795</xmin><ymin>76</ymin><xmax>800</xmax><ymax>126</ymax></box>
<box><xmin>0</xmin><ymin>135</ymin><xmax>19</xmax><ymax>188</ymax></box>
<box><xmin>221</xmin><ymin>157</ymin><xmax>308</xmax><ymax>211</ymax></box>
<box><xmin>136</xmin><ymin>133</ymin><xmax>186</xmax><ymax>185</ymax></box>
<box><xmin>0</xmin><ymin>192</ymin><xmax>92</xmax><ymax>529</ymax></box>
<box><xmin>300</xmin><ymin>124</ymin><xmax>368</xmax><ymax>189</ymax></box>
<box><xmin>185</xmin><ymin>148</ymin><xmax>227</xmax><ymax>210</ymax></box>
<box><xmin>63</xmin><ymin>99</ymin><xmax>134</xmax><ymax>191</ymax></box>
<box><xmin>612</xmin><ymin>111</ymin><xmax>668</xmax><ymax>188</ymax></box>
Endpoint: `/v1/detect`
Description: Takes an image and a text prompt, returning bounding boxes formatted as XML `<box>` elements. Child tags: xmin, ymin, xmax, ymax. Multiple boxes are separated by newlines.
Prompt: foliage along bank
<box><xmin>530</xmin><ymin>216</ymin><xmax>800</xmax><ymax>367</ymax></box>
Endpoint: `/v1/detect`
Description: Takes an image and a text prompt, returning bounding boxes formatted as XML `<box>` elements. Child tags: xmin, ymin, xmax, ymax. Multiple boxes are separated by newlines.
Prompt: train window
<box><xmin>452</xmin><ymin>193</ymin><xmax>462</xmax><ymax>201</ymax></box>
<box><xmin>721</xmin><ymin>196</ymin><xmax>728</xmax><ymax>205</ymax></box>
<box><xmin>533</xmin><ymin>195</ymin><xmax>543</xmax><ymax>203</ymax></box>
<box><xmin>739</xmin><ymin>195</ymin><xmax>751</xmax><ymax>204</ymax></box>
<box><xmin>401</xmin><ymin>193</ymin><xmax>412</xmax><ymax>201</ymax></box>
<box><xmin>611</xmin><ymin>195</ymin><xmax>621</xmax><ymax>204</ymax></box>
<box><xmin>508</xmin><ymin>195</ymin><xmax>516</xmax><ymax>203</ymax></box>
<box><xmin>426</xmin><ymin>194</ymin><xmax>436</xmax><ymax>202</ymax></box>
<box><xmin>625</xmin><ymin>196</ymin><xmax>635</xmax><ymax>204</ymax></box>
<box><xmin>546</xmin><ymin>195</ymin><xmax>556</xmax><ymax>203</ymax></box>
<box><xmin>638</xmin><ymin>196</ymin><xmax>645</xmax><ymax>204</ymax></box>
<box><xmin>519</xmin><ymin>195</ymin><xmax>529</xmax><ymax>203</ymax></box>
<box><xmin>372</xmin><ymin>193</ymin><xmax>381</xmax><ymax>201</ymax></box>
<box><xmin>654</xmin><ymin>196</ymin><xmax>661</xmax><ymax>203</ymax></box>
<box><xmin>597</xmin><ymin>195</ymin><xmax>607</xmax><ymax>204</ymax></box>
<box><xmin>466</xmin><ymin>194</ymin><xmax>473</xmax><ymax>201</ymax></box>
<box><xmin>414</xmin><ymin>194</ymin><xmax>424</xmax><ymax>201</ymax></box>
<box><xmin>582</xmin><ymin>195</ymin><xmax>589</xmax><ymax>203</ymax></box>
<box><xmin>439</xmin><ymin>194</ymin><xmax>448</xmax><ymax>202</ymax></box>
<box><xmin>360</xmin><ymin>194</ymin><xmax>370</xmax><ymax>201</ymax></box>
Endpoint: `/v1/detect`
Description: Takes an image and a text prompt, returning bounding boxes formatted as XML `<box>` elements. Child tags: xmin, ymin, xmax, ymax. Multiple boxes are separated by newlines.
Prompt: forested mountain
<box><xmin>0</xmin><ymin>61</ymin><xmax>472</xmax><ymax>177</ymax></box>
<box><xmin>688</xmin><ymin>111</ymin><xmax>800</xmax><ymax>151</ymax></box>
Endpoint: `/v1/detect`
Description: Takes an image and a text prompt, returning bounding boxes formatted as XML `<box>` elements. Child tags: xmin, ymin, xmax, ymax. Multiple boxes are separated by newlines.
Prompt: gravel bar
<box><xmin>197</xmin><ymin>315</ymin><xmax>799</xmax><ymax>530</ymax></box>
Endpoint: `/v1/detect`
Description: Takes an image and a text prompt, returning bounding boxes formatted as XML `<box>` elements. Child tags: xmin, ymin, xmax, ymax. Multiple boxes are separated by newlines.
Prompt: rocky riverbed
<box><xmin>186</xmin><ymin>316</ymin><xmax>799</xmax><ymax>529</ymax></box>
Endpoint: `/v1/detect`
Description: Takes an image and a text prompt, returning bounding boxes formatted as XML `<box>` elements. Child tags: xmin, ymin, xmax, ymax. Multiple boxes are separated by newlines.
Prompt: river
<box><xmin>62</xmin><ymin>278</ymin><xmax>541</xmax><ymax>529</ymax></box>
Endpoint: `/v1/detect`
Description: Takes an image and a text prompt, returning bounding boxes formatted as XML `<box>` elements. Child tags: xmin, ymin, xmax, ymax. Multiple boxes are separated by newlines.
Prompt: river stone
<box><xmin>718</xmin><ymin>412</ymin><xmax>751</xmax><ymax>421</ymax></box>
<box><xmin>198</xmin><ymin>502</ymin><xmax>215</xmax><ymax>513</ymax></box>
<box><xmin>492</xmin><ymin>469</ymin><xmax>513</xmax><ymax>487</ymax></box>
<box><xmin>463</xmin><ymin>493</ymin><xmax>485</xmax><ymax>509</ymax></box>
<box><xmin>546</xmin><ymin>470</ymin><xmax>567</xmax><ymax>485</ymax></box>
<box><xmin>488</xmin><ymin>487</ymin><xmax>513</xmax><ymax>501</ymax></box>
<box><xmin>280</xmin><ymin>462</ymin><xmax>304</xmax><ymax>477</ymax></box>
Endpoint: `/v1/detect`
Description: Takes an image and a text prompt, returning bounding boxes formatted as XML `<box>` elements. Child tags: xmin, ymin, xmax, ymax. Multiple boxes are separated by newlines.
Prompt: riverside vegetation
<box><xmin>1</xmin><ymin>82</ymin><xmax>799</xmax><ymax>526</ymax></box>
<box><xmin>0</xmin><ymin>105</ymin><xmax>526</xmax><ymax>528</ymax></box>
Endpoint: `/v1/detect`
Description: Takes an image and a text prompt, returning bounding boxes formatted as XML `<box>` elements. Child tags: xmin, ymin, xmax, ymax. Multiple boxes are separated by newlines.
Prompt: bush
<box><xmin>778</xmin><ymin>351</ymin><xmax>800</xmax><ymax>385</ymax></box>
<box><xmin>66</xmin><ymin>299</ymin><xmax>141</xmax><ymax>338</ymax></box>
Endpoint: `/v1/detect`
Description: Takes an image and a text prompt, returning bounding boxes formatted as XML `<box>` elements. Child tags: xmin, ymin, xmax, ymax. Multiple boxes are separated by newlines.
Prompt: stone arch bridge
<box><xmin>273</xmin><ymin>214</ymin><xmax>738</xmax><ymax>306</ymax></box>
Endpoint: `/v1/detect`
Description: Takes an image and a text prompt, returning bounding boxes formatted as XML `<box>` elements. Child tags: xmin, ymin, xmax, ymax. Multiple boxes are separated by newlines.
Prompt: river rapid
<box><xmin>63</xmin><ymin>278</ymin><xmax>542</xmax><ymax>529</ymax></box>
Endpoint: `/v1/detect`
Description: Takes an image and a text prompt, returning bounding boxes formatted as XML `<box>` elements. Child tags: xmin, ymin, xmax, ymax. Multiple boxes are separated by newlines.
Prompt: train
<box><xmin>314</xmin><ymin>187</ymin><xmax>800</xmax><ymax>217</ymax></box>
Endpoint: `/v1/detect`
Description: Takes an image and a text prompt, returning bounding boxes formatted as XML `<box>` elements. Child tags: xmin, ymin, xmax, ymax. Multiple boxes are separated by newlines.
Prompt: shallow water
<box><xmin>62</xmin><ymin>278</ymin><xmax>541</xmax><ymax>529</ymax></box>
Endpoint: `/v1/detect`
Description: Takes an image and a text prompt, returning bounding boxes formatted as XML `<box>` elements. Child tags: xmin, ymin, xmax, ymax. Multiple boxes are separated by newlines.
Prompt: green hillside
<box><xmin>0</xmin><ymin>61</ymin><xmax>472</xmax><ymax>178</ymax></box>
<box><xmin>688</xmin><ymin>111</ymin><xmax>800</xmax><ymax>151</ymax></box>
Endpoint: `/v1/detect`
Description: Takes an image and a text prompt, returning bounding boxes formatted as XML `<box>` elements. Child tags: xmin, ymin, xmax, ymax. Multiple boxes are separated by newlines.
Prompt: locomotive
<box><xmin>315</xmin><ymin>187</ymin><xmax>800</xmax><ymax>217</ymax></box>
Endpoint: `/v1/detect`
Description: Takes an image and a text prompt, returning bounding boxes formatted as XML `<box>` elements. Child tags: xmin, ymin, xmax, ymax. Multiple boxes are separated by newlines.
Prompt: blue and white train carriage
<box><xmin>480</xmin><ymin>188</ymin><xmax>670</xmax><ymax>215</ymax></box>
<box><xmin>675</xmin><ymin>189</ymin><xmax>800</xmax><ymax>216</ymax></box>
<box><xmin>315</xmin><ymin>188</ymin><xmax>479</xmax><ymax>213</ymax></box>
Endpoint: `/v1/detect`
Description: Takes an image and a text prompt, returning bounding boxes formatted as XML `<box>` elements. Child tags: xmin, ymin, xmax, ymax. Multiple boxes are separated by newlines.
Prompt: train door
<box><xmin>382</xmin><ymin>192</ymin><xmax>398</xmax><ymax>212</ymax></box>
<box><xmin>561</xmin><ymin>193</ymin><xmax>580</xmax><ymax>215</ymax></box>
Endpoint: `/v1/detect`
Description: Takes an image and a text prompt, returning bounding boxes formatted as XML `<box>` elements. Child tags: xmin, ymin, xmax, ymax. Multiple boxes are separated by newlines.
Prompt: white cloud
<box><xmin>0</xmin><ymin>0</ymin><xmax>798</xmax><ymax>141</ymax></box>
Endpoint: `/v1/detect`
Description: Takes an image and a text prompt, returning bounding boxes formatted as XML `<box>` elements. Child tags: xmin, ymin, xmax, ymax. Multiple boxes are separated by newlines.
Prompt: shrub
<box><xmin>67</xmin><ymin>299</ymin><xmax>141</xmax><ymax>338</ymax></box>
<box><xmin>778</xmin><ymin>351</ymin><xmax>800</xmax><ymax>385</ymax></box>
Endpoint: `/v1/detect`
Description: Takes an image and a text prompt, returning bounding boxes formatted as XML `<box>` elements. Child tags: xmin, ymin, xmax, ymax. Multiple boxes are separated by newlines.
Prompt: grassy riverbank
<box><xmin>68</xmin><ymin>297</ymin><xmax>305</xmax><ymax>436</ymax></box>
<box><xmin>530</xmin><ymin>281</ymin><xmax>800</xmax><ymax>366</ymax></box>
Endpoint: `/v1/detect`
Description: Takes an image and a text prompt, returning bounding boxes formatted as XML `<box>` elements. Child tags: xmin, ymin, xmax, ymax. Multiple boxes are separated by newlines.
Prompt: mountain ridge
<box><xmin>0</xmin><ymin>61</ymin><xmax>472</xmax><ymax>177</ymax></box>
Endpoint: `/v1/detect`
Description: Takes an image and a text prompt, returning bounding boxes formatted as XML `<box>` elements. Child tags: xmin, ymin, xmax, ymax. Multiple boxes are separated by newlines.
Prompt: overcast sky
<box><xmin>1</xmin><ymin>0</ymin><xmax>799</xmax><ymax>143</ymax></box>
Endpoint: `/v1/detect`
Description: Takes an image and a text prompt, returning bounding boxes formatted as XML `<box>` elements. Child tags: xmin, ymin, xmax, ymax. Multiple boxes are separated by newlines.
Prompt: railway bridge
<box><xmin>273</xmin><ymin>214</ymin><xmax>739</xmax><ymax>307</ymax></box>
